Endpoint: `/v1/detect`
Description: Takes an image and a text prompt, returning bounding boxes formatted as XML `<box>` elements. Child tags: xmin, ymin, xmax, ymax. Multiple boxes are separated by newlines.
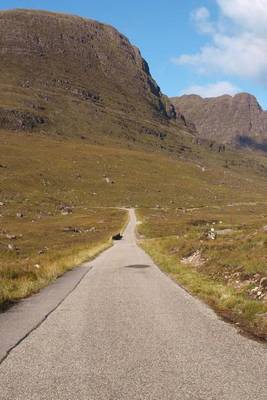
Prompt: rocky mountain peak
<box><xmin>171</xmin><ymin>92</ymin><xmax>267</xmax><ymax>151</ymax></box>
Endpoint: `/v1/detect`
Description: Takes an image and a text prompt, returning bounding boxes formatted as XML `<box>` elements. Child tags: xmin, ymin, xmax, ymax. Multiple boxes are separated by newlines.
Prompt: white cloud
<box><xmin>191</xmin><ymin>7</ymin><xmax>214</xmax><ymax>34</ymax></box>
<box><xmin>180</xmin><ymin>81</ymin><xmax>240</xmax><ymax>98</ymax></box>
<box><xmin>218</xmin><ymin>0</ymin><xmax>267</xmax><ymax>33</ymax></box>
<box><xmin>173</xmin><ymin>0</ymin><xmax>267</xmax><ymax>85</ymax></box>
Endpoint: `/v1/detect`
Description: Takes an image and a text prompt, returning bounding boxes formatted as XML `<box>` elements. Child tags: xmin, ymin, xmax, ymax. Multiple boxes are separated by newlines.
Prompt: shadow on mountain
<box><xmin>237</xmin><ymin>136</ymin><xmax>267</xmax><ymax>153</ymax></box>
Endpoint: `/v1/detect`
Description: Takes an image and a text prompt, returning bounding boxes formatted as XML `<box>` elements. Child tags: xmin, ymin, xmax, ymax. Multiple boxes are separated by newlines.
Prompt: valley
<box><xmin>0</xmin><ymin>9</ymin><xmax>267</xmax><ymax>343</ymax></box>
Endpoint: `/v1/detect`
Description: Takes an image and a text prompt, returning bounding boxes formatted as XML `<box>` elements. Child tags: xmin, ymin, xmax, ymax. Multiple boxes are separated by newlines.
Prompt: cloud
<box><xmin>218</xmin><ymin>0</ymin><xmax>267</xmax><ymax>33</ymax></box>
<box><xmin>173</xmin><ymin>0</ymin><xmax>267</xmax><ymax>85</ymax></box>
<box><xmin>191</xmin><ymin>7</ymin><xmax>214</xmax><ymax>34</ymax></box>
<box><xmin>180</xmin><ymin>81</ymin><xmax>240</xmax><ymax>98</ymax></box>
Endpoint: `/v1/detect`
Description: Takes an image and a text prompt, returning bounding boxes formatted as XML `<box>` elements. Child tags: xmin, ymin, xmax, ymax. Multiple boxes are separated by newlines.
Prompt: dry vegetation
<box><xmin>1</xmin><ymin>129</ymin><xmax>267</xmax><ymax>313</ymax></box>
<box><xmin>137</xmin><ymin>206</ymin><xmax>267</xmax><ymax>340</ymax></box>
<box><xmin>0</xmin><ymin>207</ymin><xmax>127</xmax><ymax>309</ymax></box>
<box><xmin>1</xmin><ymin>9</ymin><xmax>267</xmax><ymax>345</ymax></box>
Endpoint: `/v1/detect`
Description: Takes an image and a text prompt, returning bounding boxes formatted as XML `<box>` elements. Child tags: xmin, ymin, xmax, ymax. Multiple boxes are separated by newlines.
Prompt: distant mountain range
<box><xmin>172</xmin><ymin>93</ymin><xmax>267</xmax><ymax>151</ymax></box>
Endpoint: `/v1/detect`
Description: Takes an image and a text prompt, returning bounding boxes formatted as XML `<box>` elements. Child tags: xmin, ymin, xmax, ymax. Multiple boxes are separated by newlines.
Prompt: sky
<box><xmin>1</xmin><ymin>0</ymin><xmax>267</xmax><ymax>108</ymax></box>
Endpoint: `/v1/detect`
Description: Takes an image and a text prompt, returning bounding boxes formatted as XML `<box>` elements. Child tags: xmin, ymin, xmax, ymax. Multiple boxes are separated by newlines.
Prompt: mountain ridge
<box><xmin>0</xmin><ymin>8</ymin><xmax>194</xmax><ymax>154</ymax></box>
<box><xmin>172</xmin><ymin>92</ymin><xmax>267</xmax><ymax>151</ymax></box>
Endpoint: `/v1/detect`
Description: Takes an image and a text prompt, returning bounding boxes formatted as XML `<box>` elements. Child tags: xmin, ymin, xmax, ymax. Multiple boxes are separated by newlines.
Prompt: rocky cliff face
<box><xmin>0</xmin><ymin>9</ymin><xmax>188</xmax><ymax>148</ymax></box>
<box><xmin>172</xmin><ymin>93</ymin><xmax>267</xmax><ymax>151</ymax></box>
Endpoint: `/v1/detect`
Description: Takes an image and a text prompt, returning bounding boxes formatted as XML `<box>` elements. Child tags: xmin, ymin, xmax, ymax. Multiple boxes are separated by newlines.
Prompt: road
<box><xmin>0</xmin><ymin>209</ymin><xmax>266</xmax><ymax>399</ymax></box>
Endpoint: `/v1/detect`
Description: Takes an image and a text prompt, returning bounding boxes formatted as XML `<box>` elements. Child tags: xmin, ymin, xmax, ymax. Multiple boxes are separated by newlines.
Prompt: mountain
<box><xmin>171</xmin><ymin>93</ymin><xmax>267</xmax><ymax>151</ymax></box>
<box><xmin>0</xmin><ymin>9</ymin><xmax>194</xmax><ymax>153</ymax></box>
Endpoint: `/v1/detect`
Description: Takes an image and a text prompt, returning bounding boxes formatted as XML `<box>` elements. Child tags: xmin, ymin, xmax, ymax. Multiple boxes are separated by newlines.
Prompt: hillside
<box><xmin>0</xmin><ymin>9</ymin><xmax>196</xmax><ymax>153</ymax></box>
<box><xmin>172</xmin><ymin>93</ymin><xmax>267</xmax><ymax>151</ymax></box>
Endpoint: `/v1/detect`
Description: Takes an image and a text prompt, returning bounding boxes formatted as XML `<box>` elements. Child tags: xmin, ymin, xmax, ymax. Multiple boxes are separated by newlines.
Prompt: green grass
<box><xmin>137</xmin><ymin>206</ymin><xmax>267</xmax><ymax>339</ymax></box>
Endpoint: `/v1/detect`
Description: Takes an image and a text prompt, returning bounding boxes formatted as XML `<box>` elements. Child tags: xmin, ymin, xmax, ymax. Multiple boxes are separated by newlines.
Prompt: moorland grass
<box><xmin>137</xmin><ymin>206</ymin><xmax>267</xmax><ymax>339</ymax></box>
<box><xmin>1</xmin><ymin>131</ymin><xmax>267</xmax><ymax>318</ymax></box>
<box><xmin>0</xmin><ymin>207</ymin><xmax>127</xmax><ymax>307</ymax></box>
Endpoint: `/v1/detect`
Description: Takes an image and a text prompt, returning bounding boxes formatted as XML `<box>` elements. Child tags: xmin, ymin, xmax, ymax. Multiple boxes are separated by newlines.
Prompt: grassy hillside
<box><xmin>1</xmin><ymin>131</ymin><xmax>267</xmax><ymax>313</ymax></box>
<box><xmin>0</xmin><ymin>9</ymin><xmax>194</xmax><ymax>153</ymax></box>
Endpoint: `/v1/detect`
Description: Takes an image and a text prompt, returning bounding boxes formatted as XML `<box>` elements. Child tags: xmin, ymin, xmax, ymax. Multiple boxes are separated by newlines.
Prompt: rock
<box><xmin>34</xmin><ymin>264</ymin><xmax>41</xmax><ymax>269</ymax></box>
<box><xmin>181</xmin><ymin>250</ymin><xmax>205</xmax><ymax>267</ymax></box>
<box><xmin>63</xmin><ymin>226</ymin><xmax>81</xmax><ymax>233</ymax></box>
<box><xmin>260</xmin><ymin>277</ymin><xmax>267</xmax><ymax>288</ymax></box>
<box><xmin>61</xmin><ymin>208</ymin><xmax>73</xmax><ymax>215</ymax></box>
<box><xmin>112</xmin><ymin>233</ymin><xmax>123</xmax><ymax>241</ymax></box>
<box><xmin>0</xmin><ymin>108</ymin><xmax>46</xmax><ymax>131</ymax></box>
<box><xmin>6</xmin><ymin>234</ymin><xmax>17</xmax><ymax>240</ymax></box>
<box><xmin>16</xmin><ymin>213</ymin><xmax>24</xmax><ymax>218</ymax></box>
<box><xmin>207</xmin><ymin>229</ymin><xmax>217</xmax><ymax>240</ymax></box>
<box><xmin>8</xmin><ymin>244</ymin><xmax>14</xmax><ymax>251</ymax></box>
<box><xmin>59</xmin><ymin>205</ymin><xmax>73</xmax><ymax>215</ymax></box>
<box><xmin>0</xmin><ymin>202</ymin><xmax>4</xmax><ymax>206</ymax></box>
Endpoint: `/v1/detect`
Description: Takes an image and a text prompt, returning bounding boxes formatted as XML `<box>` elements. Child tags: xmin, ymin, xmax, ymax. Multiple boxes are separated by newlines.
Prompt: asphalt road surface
<box><xmin>0</xmin><ymin>209</ymin><xmax>266</xmax><ymax>399</ymax></box>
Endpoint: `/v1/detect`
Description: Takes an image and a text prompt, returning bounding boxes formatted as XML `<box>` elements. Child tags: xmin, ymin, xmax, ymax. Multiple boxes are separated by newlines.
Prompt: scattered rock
<box><xmin>112</xmin><ymin>233</ymin><xmax>123</xmax><ymax>241</ymax></box>
<box><xmin>60</xmin><ymin>206</ymin><xmax>73</xmax><ymax>215</ymax></box>
<box><xmin>38</xmin><ymin>246</ymin><xmax>48</xmax><ymax>255</ymax></box>
<box><xmin>207</xmin><ymin>228</ymin><xmax>217</xmax><ymax>240</ymax></box>
<box><xmin>0</xmin><ymin>107</ymin><xmax>46</xmax><ymax>131</ymax></box>
<box><xmin>260</xmin><ymin>277</ymin><xmax>267</xmax><ymax>288</ymax></box>
<box><xmin>181</xmin><ymin>250</ymin><xmax>205</xmax><ymax>268</ymax></box>
<box><xmin>6</xmin><ymin>234</ymin><xmax>17</xmax><ymax>240</ymax></box>
<box><xmin>63</xmin><ymin>226</ymin><xmax>81</xmax><ymax>233</ymax></box>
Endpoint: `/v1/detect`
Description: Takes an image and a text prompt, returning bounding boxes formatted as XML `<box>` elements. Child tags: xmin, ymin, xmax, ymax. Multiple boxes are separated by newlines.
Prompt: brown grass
<box><xmin>137</xmin><ymin>206</ymin><xmax>267</xmax><ymax>340</ymax></box>
<box><xmin>0</xmin><ymin>207</ymin><xmax>127</xmax><ymax>307</ymax></box>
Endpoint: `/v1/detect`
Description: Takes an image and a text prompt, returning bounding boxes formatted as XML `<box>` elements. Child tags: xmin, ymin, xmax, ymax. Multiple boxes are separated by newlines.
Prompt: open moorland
<box><xmin>0</xmin><ymin>10</ymin><xmax>267</xmax><ymax>341</ymax></box>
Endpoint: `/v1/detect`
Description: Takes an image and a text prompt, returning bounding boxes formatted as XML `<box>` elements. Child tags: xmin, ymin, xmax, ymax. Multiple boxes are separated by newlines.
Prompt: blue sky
<box><xmin>1</xmin><ymin>0</ymin><xmax>267</xmax><ymax>108</ymax></box>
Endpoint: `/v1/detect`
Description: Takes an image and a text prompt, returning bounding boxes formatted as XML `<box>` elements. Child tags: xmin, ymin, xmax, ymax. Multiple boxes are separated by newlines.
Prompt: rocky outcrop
<box><xmin>0</xmin><ymin>108</ymin><xmax>45</xmax><ymax>130</ymax></box>
<box><xmin>172</xmin><ymin>93</ymin><xmax>267</xmax><ymax>150</ymax></box>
